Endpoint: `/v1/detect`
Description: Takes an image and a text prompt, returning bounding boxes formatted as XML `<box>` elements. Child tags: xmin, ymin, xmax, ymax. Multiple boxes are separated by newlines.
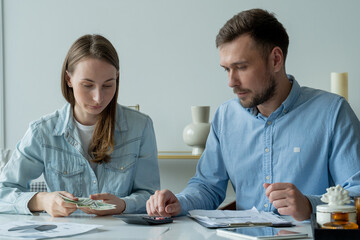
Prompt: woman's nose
<box><xmin>93</xmin><ymin>88</ymin><xmax>103</xmax><ymax>103</ymax></box>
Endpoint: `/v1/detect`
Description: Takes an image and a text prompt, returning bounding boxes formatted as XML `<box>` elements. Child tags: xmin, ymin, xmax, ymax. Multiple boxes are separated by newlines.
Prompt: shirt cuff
<box><xmin>121</xmin><ymin>197</ymin><xmax>146</xmax><ymax>214</ymax></box>
<box><xmin>16</xmin><ymin>192</ymin><xmax>38</xmax><ymax>215</ymax></box>
<box><xmin>306</xmin><ymin>194</ymin><xmax>324</xmax><ymax>214</ymax></box>
<box><xmin>121</xmin><ymin>197</ymin><xmax>133</xmax><ymax>214</ymax></box>
<box><xmin>176</xmin><ymin>194</ymin><xmax>189</xmax><ymax>216</ymax></box>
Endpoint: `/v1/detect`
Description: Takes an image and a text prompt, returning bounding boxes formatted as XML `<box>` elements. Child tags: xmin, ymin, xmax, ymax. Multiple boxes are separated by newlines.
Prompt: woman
<box><xmin>0</xmin><ymin>34</ymin><xmax>160</xmax><ymax>217</ymax></box>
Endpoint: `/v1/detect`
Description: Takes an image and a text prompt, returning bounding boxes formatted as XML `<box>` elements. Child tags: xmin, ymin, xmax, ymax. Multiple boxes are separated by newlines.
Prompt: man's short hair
<box><xmin>216</xmin><ymin>8</ymin><xmax>289</xmax><ymax>61</ymax></box>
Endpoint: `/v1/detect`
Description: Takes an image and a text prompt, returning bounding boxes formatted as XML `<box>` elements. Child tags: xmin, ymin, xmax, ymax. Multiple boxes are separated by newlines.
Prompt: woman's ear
<box><xmin>66</xmin><ymin>71</ymin><xmax>72</xmax><ymax>87</ymax></box>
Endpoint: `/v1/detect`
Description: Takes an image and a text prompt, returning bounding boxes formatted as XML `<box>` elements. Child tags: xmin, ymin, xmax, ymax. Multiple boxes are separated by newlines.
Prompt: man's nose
<box><xmin>228</xmin><ymin>70</ymin><xmax>239</xmax><ymax>88</ymax></box>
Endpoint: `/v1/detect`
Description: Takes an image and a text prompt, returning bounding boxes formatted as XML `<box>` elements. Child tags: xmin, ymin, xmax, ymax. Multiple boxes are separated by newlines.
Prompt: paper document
<box><xmin>0</xmin><ymin>220</ymin><xmax>102</xmax><ymax>239</ymax></box>
<box><xmin>188</xmin><ymin>207</ymin><xmax>292</xmax><ymax>228</ymax></box>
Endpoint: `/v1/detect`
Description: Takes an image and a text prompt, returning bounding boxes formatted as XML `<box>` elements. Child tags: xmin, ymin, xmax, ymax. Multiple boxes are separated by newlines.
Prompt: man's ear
<box><xmin>269</xmin><ymin>47</ymin><xmax>284</xmax><ymax>73</ymax></box>
<box><xmin>66</xmin><ymin>71</ymin><xmax>72</xmax><ymax>87</ymax></box>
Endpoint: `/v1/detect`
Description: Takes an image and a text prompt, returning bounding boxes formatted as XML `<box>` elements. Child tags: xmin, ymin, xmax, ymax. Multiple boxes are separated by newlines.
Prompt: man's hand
<box><xmin>79</xmin><ymin>193</ymin><xmax>126</xmax><ymax>216</ymax></box>
<box><xmin>263</xmin><ymin>183</ymin><xmax>312</xmax><ymax>221</ymax></box>
<box><xmin>146</xmin><ymin>189</ymin><xmax>181</xmax><ymax>217</ymax></box>
<box><xmin>28</xmin><ymin>191</ymin><xmax>78</xmax><ymax>217</ymax></box>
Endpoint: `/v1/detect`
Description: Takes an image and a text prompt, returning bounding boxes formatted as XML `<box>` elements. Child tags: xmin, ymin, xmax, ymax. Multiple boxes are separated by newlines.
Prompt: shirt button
<box><xmin>264</xmin><ymin>204</ymin><xmax>268</xmax><ymax>208</ymax></box>
<box><xmin>265</xmin><ymin>148</ymin><xmax>269</xmax><ymax>152</ymax></box>
<box><xmin>120</xmin><ymin>167</ymin><xmax>124</xmax><ymax>170</ymax></box>
<box><xmin>63</xmin><ymin>171</ymin><xmax>67</xmax><ymax>175</ymax></box>
<box><xmin>93</xmin><ymin>180</ymin><xmax>96</xmax><ymax>184</ymax></box>
<box><xmin>267</xmin><ymin>121</ymin><xmax>272</xmax><ymax>125</ymax></box>
<box><xmin>284</xmin><ymin>110</ymin><xmax>288</xmax><ymax>113</ymax></box>
<box><xmin>266</xmin><ymin>176</ymin><xmax>270</xmax><ymax>180</ymax></box>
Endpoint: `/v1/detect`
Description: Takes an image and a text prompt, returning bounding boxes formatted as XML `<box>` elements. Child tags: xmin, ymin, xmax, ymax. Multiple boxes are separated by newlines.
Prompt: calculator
<box><xmin>114</xmin><ymin>215</ymin><xmax>173</xmax><ymax>225</ymax></box>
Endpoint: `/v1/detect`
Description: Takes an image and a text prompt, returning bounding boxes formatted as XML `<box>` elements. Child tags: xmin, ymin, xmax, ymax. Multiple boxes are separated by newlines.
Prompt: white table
<box><xmin>0</xmin><ymin>213</ymin><xmax>313</xmax><ymax>239</ymax></box>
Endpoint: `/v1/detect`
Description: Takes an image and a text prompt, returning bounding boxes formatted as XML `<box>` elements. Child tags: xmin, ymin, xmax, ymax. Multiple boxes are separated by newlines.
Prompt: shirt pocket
<box><xmin>103</xmin><ymin>153</ymin><xmax>137</xmax><ymax>197</ymax></box>
<box><xmin>45</xmin><ymin>154</ymin><xmax>85</xmax><ymax>197</ymax></box>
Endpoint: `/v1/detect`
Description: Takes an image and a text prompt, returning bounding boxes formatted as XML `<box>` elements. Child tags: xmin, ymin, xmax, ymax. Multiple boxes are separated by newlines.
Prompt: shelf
<box><xmin>158</xmin><ymin>151</ymin><xmax>201</xmax><ymax>159</ymax></box>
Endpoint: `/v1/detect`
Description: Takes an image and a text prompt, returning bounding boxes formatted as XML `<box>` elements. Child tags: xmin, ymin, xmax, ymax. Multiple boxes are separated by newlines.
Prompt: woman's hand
<box><xmin>28</xmin><ymin>191</ymin><xmax>78</xmax><ymax>217</ymax></box>
<box><xmin>79</xmin><ymin>193</ymin><xmax>126</xmax><ymax>216</ymax></box>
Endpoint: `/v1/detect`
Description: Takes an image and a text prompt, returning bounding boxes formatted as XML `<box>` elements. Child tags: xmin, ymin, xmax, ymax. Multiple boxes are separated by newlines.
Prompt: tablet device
<box><xmin>216</xmin><ymin>227</ymin><xmax>307</xmax><ymax>240</ymax></box>
<box><xmin>113</xmin><ymin>215</ymin><xmax>173</xmax><ymax>225</ymax></box>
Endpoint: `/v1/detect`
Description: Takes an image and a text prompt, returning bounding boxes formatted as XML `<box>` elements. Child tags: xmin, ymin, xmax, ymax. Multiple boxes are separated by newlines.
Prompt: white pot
<box><xmin>183</xmin><ymin>106</ymin><xmax>211</xmax><ymax>155</ymax></box>
<box><xmin>316</xmin><ymin>204</ymin><xmax>357</xmax><ymax>226</ymax></box>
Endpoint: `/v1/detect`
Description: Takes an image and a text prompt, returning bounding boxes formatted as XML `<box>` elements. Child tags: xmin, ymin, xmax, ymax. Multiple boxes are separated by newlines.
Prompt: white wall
<box><xmin>1</xmin><ymin>1</ymin><xmax>360</xmax><ymax>201</ymax></box>
<box><xmin>2</xmin><ymin>0</ymin><xmax>360</xmax><ymax>150</ymax></box>
<box><xmin>0</xmin><ymin>0</ymin><xmax>4</xmax><ymax>149</ymax></box>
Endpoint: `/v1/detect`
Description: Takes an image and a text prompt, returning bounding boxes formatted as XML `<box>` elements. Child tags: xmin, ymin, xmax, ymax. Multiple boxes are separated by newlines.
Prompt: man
<box><xmin>146</xmin><ymin>8</ymin><xmax>360</xmax><ymax>221</ymax></box>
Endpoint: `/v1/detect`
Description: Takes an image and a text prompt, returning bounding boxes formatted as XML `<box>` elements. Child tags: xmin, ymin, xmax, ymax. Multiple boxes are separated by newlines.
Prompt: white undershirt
<box><xmin>74</xmin><ymin>119</ymin><xmax>97</xmax><ymax>171</ymax></box>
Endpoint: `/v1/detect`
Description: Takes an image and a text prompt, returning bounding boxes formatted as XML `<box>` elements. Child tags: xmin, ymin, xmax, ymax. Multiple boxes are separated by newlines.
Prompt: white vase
<box><xmin>183</xmin><ymin>106</ymin><xmax>211</xmax><ymax>155</ymax></box>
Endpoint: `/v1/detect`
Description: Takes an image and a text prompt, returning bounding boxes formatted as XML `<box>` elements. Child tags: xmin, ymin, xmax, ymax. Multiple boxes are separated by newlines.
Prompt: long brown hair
<box><xmin>61</xmin><ymin>34</ymin><xmax>119</xmax><ymax>164</ymax></box>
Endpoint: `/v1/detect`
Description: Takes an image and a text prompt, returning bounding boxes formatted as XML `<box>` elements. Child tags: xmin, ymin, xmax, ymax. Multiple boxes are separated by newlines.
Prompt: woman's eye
<box><xmin>83</xmin><ymin>84</ymin><xmax>93</xmax><ymax>88</ymax></box>
<box><xmin>103</xmin><ymin>85</ymin><xmax>113</xmax><ymax>88</ymax></box>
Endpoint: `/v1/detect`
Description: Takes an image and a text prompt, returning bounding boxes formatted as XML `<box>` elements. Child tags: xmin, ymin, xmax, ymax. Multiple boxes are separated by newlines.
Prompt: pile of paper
<box><xmin>0</xmin><ymin>220</ymin><xmax>102</xmax><ymax>239</ymax></box>
<box><xmin>188</xmin><ymin>207</ymin><xmax>292</xmax><ymax>228</ymax></box>
<box><xmin>59</xmin><ymin>194</ymin><xmax>116</xmax><ymax>210</ymax></box>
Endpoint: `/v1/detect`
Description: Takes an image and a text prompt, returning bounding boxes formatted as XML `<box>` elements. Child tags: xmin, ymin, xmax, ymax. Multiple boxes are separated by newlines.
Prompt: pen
<box><xmin>228</xmin><ymin>222</ymin><xmax>273</xmax><ymax>227</ymax></box>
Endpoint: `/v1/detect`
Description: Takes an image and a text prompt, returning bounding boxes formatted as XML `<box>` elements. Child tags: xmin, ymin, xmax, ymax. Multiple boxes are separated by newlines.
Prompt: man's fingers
<box><xmin>272</xmin><ymin>199</ymin><xmax>288</xmax><ymax>209</ymax></box>
<box><xmin>156</xmin><ymin>191</ymin><xmax>168</xmax><ymax>213</ymax></box>
<box><xmin>165</xmin><ymin>202</ymin><xmax>180</xmax><ymax>214</ymax></box>
<box><xmin>267</xmin><ymin>183</ymin><xmax>292</xmax><ymax>191</ymax></box>
<box><xmin>277</xmin><ymin>206</ymin><xmax>291</xmax><ymax>216</ymax></box>
<box><xmin>146</xmin><ymin>190</ymin><xmax>180</xmax><ymax>217</ymax></box>
<box><xmin>263</xmin><ymin>183</ymin><xmax>271</xmax><ymax>197</ymax></box>
<box><xmin>265</xmin><ymin>183</ymin><xmax>294</xmax><ymax>199</ymax></box>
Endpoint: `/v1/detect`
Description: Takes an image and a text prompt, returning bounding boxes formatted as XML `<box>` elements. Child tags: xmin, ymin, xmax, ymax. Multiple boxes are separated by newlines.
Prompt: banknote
<box><xmin>58</xmin><ymin>194</ymin><xmax>116</xmax><ymax>210</ymax></box>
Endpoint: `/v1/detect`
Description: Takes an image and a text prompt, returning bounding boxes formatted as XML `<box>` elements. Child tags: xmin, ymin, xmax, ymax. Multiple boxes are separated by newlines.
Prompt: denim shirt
<box><xmin>0</xmin><ymin>103</ymin><xmax>160</xmax><ymax>214</ymax></box>
<box><xmin>177</xmin><ymin>75</ymin><xmax>360</xmax><ymax>216</ymax></box>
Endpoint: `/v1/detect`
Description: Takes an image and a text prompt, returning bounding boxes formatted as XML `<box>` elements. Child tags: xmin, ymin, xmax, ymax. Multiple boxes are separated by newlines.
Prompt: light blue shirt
<box><xmin>0</xmin><ymin>103</ymin><xmax>160</xmax><ymax>214</ymax></box>
<box><xmin>177</xmin><ymin>75</ymin><xmax>360</xmax><ymax>216</ymax></box>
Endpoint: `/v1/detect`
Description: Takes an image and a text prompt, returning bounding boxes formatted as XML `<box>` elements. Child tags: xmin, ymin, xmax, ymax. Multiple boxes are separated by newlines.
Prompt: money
<box><xmin>58</xmin><ymin>194</ymin><xmax>116</xmax><ymax>210</ymax></box>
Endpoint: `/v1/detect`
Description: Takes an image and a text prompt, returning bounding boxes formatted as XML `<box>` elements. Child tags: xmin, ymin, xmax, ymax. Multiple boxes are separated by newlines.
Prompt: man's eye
<box><xmin>224</xmin><ymin>68</ymin><xmax>230</xmax><ymax>72</ymax></box>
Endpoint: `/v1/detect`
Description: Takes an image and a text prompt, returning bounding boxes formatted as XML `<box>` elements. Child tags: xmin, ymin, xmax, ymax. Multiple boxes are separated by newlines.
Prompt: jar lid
<box><xmin>317</xmin><ymin>204</ymin><xmax>355</xmax><ymax>212</ymax></box>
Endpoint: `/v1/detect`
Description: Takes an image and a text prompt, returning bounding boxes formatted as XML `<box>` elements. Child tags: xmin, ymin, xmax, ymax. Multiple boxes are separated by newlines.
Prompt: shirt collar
<box><xmin>280</xmin><ymin>74</ymin><xmax>300</xmax><ymax>114</ymax></box>
<box><xmin>53</xmin><ymin>103</ymin><xmax>74</xmax><ymax>136</ymax></box>
<box><xmin>53</xmin><ymin>103</ymin><xmax>127</xmax><ymax>136</ymax></box>
<box><xmin>115</xmin><ymin>104</ymin><xmax>128</xmax><ymax>132</ymax></box>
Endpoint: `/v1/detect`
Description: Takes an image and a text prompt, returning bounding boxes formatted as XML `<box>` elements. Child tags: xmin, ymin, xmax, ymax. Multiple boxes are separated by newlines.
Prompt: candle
<box><xmin>331</xmin><ymin>72</ymin><xmax>348</xmax><ymax>101</ymax></box>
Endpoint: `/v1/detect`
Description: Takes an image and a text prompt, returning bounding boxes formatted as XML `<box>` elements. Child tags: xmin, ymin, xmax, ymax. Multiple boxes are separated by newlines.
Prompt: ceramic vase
<box><xmin>183</xmin><ymin>106</ymin><xmax>211</xmax><ymax>155</ymax></box>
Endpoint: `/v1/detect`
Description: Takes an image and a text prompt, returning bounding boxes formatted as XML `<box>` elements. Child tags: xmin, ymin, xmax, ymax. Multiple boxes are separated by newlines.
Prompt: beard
<box><xmin>233</xmin><ymin>74</ymin><xmax>277</xmax><ymax>109</ymax></box>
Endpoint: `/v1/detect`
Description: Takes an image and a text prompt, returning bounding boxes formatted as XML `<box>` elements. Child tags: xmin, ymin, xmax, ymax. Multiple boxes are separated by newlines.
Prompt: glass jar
<box><xmin>355</xmin><ymin>196</ymin><xmax>360</xmax><ymax>225</ymax></box>
<box><xmin>316</xmin><ymin>204</ymin><xmax>357</xmax><ymax>227</ymax></box>
<box><xmin>322</xmin><ymin>212</ymin><xmax>358</xmax><ymax>229</ymax></box>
